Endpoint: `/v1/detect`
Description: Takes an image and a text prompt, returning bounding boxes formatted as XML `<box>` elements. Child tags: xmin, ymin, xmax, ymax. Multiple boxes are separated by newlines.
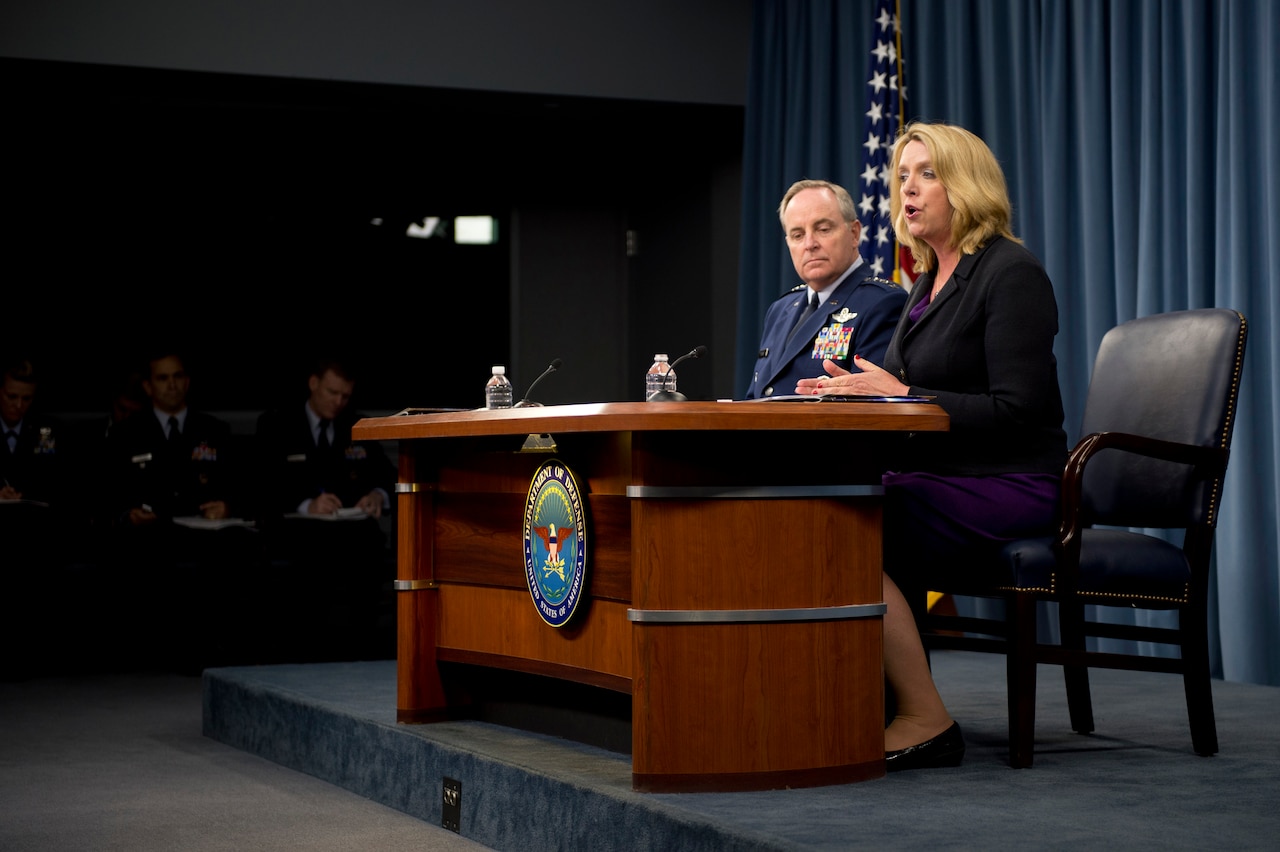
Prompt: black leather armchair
<box><xmin>920</xmin><ymin>308</ymin><xmax>1248</xmax><ymax>767</ymax></box>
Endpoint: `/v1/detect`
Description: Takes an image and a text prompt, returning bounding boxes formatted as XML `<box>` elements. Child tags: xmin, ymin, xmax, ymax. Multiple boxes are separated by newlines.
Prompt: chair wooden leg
<box><xmin>1007</xmin><ymin>592</ymin><xmax>1038</xmax><ymax>768</ymax></box>
<box><xmin>1057</xmin><ymin>600</ymin><xmax>1095</xmax><ymax>735</ymax></box>
<box><xmin>1179</xmin><ymin>604</ymin><xmax>1219</xmax><ymax>756</ymax></box>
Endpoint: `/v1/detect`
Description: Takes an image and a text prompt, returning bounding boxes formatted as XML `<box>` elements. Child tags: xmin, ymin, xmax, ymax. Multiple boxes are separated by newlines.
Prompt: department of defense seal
<box><xmin>523</xmin><ymin>459</ymin><xmax>588</xmax><ymax>627</ymax></box>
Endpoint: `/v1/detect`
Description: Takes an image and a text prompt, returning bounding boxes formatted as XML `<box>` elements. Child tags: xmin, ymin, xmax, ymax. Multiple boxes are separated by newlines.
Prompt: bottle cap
<box><xmin>492</xmin><ymin>365</ymin><xmax>506</xmax><ymax>375</ymax></box>
<box><xmin>654</xmin><ymin>354</ymin><xmax>668</xmax><ymax>361</ymax></box>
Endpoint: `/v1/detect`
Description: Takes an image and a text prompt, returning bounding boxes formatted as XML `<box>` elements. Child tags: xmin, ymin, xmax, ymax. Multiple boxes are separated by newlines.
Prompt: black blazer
<box><xmin>883</xmin><ymin>236</ymin><xmax>1068</xmax><ymax>477</ymax></box>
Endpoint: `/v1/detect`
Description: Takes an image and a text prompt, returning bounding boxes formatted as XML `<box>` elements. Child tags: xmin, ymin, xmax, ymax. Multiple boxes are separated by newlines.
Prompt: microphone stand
<box><xmin>646</xmin><ymin>345</ymin><xmax>707</xmax><ymax>402</ymax></box>
<box><xmin>514</xmin><ymin>359</ymin><xmax>563</xmax><ymax>408</ymax></box>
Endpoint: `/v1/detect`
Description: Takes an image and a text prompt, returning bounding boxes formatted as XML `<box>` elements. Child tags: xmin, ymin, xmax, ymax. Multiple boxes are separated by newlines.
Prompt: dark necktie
<box><xmin>167</xmin><ymin>416</ymin><xmax>181</xmax><ymax>444</ymax></box>
<box><xmin>317</xmin><ymin>419</ymin><xmax>331</xmax><ymax>451</ymax></box>
<box><xmin>786</xmin><ymin>291</ymin><xmax>820</xmax><ymax>346</ymax></box>
<box><xmin>3</xmin><ymin>430</ymin><xmax>16</xmax><ymax>454</ymax></box>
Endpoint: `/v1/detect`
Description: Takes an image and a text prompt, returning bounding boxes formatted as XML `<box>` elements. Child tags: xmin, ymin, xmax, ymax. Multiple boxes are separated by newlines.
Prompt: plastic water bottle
<box><xmin>645</xmin><ymin>354</ymin><xmax>676</xmax><ymax>400</ymax></box>
<box><xmin>485</xmin><ymin>365</ymin><xmax>513</xmax><ymax>409</ymax></box>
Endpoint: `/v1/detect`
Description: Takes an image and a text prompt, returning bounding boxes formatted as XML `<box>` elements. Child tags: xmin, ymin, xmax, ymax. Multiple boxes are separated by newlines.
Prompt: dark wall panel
<box><xmin>6</xmin><ymin>60</ymin><xmax>743</xmax><ymax>414</ymax></box>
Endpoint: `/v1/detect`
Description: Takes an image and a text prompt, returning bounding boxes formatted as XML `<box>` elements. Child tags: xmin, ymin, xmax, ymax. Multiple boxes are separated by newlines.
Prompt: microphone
<box><xmin>514</xmin><ymin>358</ymin><xmax>563</xmax><ymax>408</ymax></box>
<box><xmin>646</xmin><ymin>345</ymin><xmax>707</xmax><ymax>402</ymax></box>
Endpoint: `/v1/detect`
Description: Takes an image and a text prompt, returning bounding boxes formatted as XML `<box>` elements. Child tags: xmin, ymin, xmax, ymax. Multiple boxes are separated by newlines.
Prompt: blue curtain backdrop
<box><xmin>737</xmin><ymin>0</ymin><xmax>1279</xmax><ymax>687</ymax></box>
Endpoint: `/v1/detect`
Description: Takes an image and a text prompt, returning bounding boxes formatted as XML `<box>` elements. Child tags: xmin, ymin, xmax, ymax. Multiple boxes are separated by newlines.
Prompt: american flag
<box><xmin>857</xmin><ymin>0</ymin><xmax>916</xmax><ymax>287</ymax></box>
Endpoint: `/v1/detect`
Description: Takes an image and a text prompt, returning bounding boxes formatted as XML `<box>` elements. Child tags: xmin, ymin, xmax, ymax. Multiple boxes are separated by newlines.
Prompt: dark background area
<box><xmin>6</xmin><ymin>57</ymin><xmax>745</xmax><ymax>415</ymax></box>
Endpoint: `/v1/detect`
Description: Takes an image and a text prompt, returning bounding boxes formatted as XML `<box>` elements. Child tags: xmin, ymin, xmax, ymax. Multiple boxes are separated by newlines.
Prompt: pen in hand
<box><xmin>310</xmin><ymin>490</ymin><xmax>344</xmax><ymax>515</ymax></box>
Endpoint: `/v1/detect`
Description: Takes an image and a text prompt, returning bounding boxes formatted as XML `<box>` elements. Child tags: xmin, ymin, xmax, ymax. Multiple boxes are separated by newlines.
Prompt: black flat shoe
<box><xmin>885</xmin><ymin>721</ymin><xmax>965</xmax><ymax>773</ymax></box>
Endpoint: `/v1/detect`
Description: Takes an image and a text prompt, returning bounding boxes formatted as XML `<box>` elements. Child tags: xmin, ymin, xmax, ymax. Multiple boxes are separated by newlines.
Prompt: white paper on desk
<box><xmin>285</xmin><ymin>508</ymin><xmax>369</xmax><ymax>521</ymax></box>
<box><xmin>172</xmin><ymin>516</ymin><xmax>255</xmax><ymax>530</ymax></box>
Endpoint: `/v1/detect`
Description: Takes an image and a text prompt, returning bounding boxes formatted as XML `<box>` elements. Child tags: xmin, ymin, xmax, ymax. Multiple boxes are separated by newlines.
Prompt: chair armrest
<box><xmin>1055</xmin><ymin>431</ymin><xmax>1229</xmax><ymax>575</ymax></box>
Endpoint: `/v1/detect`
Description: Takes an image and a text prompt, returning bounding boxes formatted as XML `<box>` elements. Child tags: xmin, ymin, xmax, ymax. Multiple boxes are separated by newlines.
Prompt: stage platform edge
<box><xmin>202</xmin><ymin>654</ymin><xmax>1280</xmax><ymax>850</ymax></box>
<box><xmin>201</xmin><ymin>660</ymin><xmax>815</xmax><ymax>852</ymax></box>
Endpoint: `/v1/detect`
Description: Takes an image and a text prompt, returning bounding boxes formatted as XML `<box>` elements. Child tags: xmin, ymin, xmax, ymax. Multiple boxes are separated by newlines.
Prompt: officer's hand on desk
<box><xmin>200</xmin><ymin>500</ymin><xmax>228</xmax><ymax>520</ymax></box>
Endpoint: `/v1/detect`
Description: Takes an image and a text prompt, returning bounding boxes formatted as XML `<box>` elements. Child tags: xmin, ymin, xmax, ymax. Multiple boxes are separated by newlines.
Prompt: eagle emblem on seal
<box><xmin>523</xmin><ymin>460</ymin><xmax>588</xmax><ymax>627</ymax></box>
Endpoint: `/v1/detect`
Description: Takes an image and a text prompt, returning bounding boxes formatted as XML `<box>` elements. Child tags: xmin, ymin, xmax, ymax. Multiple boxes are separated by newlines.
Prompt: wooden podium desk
<box><xmin>353</xmin><ymin>400</ymin><xmax>948</xmax><ymax>792</ymax></box>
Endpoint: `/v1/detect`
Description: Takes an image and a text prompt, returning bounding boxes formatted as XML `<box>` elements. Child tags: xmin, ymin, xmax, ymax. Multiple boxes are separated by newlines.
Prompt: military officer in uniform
<box><xmin>252</xmin><ymin>356</ymin><xmax>395</xmax><ymax>661</ymax></box>
<box><xmin>99</xmin><ymin>349</ymin><xmax>256</xmax><ymax>670</ymax></box>
<box><xmin>1</xmin><ymin>357</ymin><xmax>71</xmax><ymax>677</ymax></box>
<box><xmin>744</xmin><ymin>179</ymin><xmax>907</xmax><ymax>399</ymax></box>
<box><xmin>0</xmin><ymin>357</ymin><xmax>67</xmax><ymax>509</ymax></box>
<box><xmin>105</xmin><ymin>351</ymin><xmax>241</xmax><ymax>527</ymax></box>
<box><xmin>253</xmin><ymin>357</ymin><xmax>393</xmax><ymax>522</ymax></box>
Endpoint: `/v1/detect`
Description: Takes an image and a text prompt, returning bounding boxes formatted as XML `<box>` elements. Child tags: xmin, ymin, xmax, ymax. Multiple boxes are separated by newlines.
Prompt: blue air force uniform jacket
<box><xmin>743</xmin><ymin>263</ymin><xmax>907</xmax><ymax>399</ymax></box>
<box><xmin>0</xmin><ymin>413</ymin><xmax>67</xmax><ymax>506</ymax></box>
<box><xmin>253</xmin><ymin>404</ymin><xmax>394</xmax><ymax>520</ymax></box>
<box><xmin>105</xmin><ymin>409</ymin><xmax>239</xmax><ymax>521</ymax></box>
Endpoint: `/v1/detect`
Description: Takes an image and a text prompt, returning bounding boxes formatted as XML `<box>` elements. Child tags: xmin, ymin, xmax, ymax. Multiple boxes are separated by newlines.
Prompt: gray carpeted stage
<box><xmin>199</xmin><ymin>650</ymin><xmax>1280</xmax><ymax>850</ymax></box>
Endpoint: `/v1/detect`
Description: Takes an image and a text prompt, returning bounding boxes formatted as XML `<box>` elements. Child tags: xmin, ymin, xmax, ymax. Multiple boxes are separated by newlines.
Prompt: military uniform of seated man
<box><xmin>1</xmin><ymin>356</ymin><xmax>72</xmax><ymax>678</ymax></box>
<box><xmin>0</xmin><ymin>357</ymin><xmax>69</xmax><ymax>554</ymax></box>
<box><xmin>743</xmin><ymin>179</ymin><xmax>907</xmax><ymax>399</ymax></box>
<box><xmin>253</xmin><ymin>356</ymin><xmax>395</xmax><ymax>660</ymax></box>
<box><xmin>100</xmin><ymin>349</ymin><xmax>256</xmax><ymax>669</ymax></box>
<box><xmin>105</xmin><ymin>352</ymin><xmax>242</xmax><ymax>530</ymax></box>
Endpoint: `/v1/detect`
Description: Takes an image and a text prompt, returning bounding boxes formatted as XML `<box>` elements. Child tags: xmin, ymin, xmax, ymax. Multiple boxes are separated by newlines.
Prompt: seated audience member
<box><xmin>743</xmin><ymin>179</ymin><xmax>907</xmax><ymax>399</ymax></box>
<box><xmin>100</xmin><ymin>349</ymin><xmax>257</xmax><ymax>670</ymax></box>
<box><xmin>105</xmin><ymin>350</ymin><xmax>242</xmax><ymax>528</ymax></box>
<box><xmin>0</xmin><ymin>356</ymin><xmax>68</xmax><ymax>509</ymax></box>
<box><xmin>254</xmin><ymin>356</ymin><xmax>395</xmax><ymax>661</ymax></box>
<box><xmin>1</xmin><ymin>356</ymin><xmax>71</xmax><ymax>678</ymax></box>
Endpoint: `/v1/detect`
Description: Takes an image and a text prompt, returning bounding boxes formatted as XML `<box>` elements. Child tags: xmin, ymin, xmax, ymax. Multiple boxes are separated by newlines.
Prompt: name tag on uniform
<box><xmin>131</xmin><ymin>452</ymin><xmax>153</xmax><ymax>465</ymax></box>
<box><xmin>287</xmin><ymin>453</ymin><xmax>307</xmax><ymax>463</ymax></box>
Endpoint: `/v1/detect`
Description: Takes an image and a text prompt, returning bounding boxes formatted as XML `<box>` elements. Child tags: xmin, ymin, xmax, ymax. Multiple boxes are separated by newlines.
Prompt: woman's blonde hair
<box><xmin>889</xmin><ymin>122</ymin><xmax>1020</xmax><ymax>274</ymax></box>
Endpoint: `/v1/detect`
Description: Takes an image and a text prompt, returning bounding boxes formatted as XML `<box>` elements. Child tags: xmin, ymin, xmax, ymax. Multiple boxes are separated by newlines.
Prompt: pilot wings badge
<box><xmin>523</xmin><ymin>459</ymin><xmax>588</xmax><ymax>627</ymax></box>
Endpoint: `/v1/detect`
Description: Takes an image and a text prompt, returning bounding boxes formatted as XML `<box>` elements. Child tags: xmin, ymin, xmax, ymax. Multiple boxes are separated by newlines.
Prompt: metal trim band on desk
<box><xmin>627</xmin><ymin>602</ymin><xmax>886</xmax><ymax>624</ymax></box>
<box><xmin>394</xmin><ymin>482</ymin><xmax>423</xmax><ymax>493</ymax></box>
<box><xmin>393</xmin><ymin>579</ymin><xmax>439</xmax><ymax>591</ymax></box>
<box><xmin>625</xmin><ymin>484</ymin><xmax>883</xmax><ymax>499</ymax></box>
